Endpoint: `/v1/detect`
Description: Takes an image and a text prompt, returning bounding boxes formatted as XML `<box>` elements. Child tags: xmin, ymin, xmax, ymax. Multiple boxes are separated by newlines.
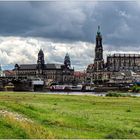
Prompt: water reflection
<box><xmin>42</xmin><ymin>92</ymin><xmax>140</xmax><ymax>97</ymax></box>
<box><xmin>46</xmin><ymin>92</ymin><xmax>106</xmax><ymax>96</ymax></box>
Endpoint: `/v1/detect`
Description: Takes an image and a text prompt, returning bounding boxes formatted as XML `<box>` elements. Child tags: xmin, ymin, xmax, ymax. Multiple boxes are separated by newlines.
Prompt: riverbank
<box><xmin>2</xmin><ymin>91</ymin><xmax>139</xmax><ymax>97</ymax></box>
<box><xmin>0</xmin><ymin>92</ymin><xmax>140</xmax><ymax>138</ymax></box>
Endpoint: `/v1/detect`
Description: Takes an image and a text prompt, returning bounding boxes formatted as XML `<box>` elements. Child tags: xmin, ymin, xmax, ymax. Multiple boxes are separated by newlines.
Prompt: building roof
<box><xmin>107</xmin><ymin>53</ymin><xmax>140</xmax><ymax>57</ymax></box>
<box><xmin>4</xmin><ymin>70</ymin><xmax>15</xmax><ymax>76</ymax></box>
<box><xmin>86</xmin><ymin>64</ymin><xmax>94</xmax><ymax>70</ymax></box>
<box><xmin>87</xmin><ymin>64</ymin><xmax>94</xmax><ymax>67</ymax></box>
<box><xmin>46</xmin><ymin>64</ymin><xmax>62</xmax><ymax>69</ymax></box>
<box><xmin>19</xmin><ymin>64</ymin><xmax>37</xmax><ymax>70</ymax></box>
<box><xmin>38</xmin><ymin>49</ymin><xmax>44</xmax><ymax>55</ymax></box>
<box><xmin>18</xmin><ymin>63</ymin><xmax>63</xmax><ymax>70</ymax></box>
<box><xmin>74</xmin><ymin>71</ymin><xmax>86</xmax><ymax>77</ymax></box>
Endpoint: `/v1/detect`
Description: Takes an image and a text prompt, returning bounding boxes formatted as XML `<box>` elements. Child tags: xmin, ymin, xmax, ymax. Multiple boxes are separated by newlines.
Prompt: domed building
<box><xmin>14</xmin><ymin>49</ymin><xmax>74</xmax><ymax>84</ymax></box>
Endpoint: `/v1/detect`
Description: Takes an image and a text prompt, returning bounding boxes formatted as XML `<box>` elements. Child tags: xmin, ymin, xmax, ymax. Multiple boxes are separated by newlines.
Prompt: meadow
<box><xmin>0</xmin><ymin>92</ymin><xmax>140</xmax><ymax>138</ymax></box>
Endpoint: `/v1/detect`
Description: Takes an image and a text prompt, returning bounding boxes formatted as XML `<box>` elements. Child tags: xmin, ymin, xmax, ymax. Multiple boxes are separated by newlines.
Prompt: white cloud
<box><xmin>0</xmin><ymin>36</ymin><xmax>95</xmax><ymax>70</ymax></box>
<box><xmin>0</xmin><ymin>36</ymin><xmax>140</xmax><ymax>71</ymax></box>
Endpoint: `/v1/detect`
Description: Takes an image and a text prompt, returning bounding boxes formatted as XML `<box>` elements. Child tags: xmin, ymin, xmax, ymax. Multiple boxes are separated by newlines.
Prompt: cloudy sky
<box><xmin>0</xmin><ymin>1</ymin><xmax>140</xmax><ymax>70</ymax></box>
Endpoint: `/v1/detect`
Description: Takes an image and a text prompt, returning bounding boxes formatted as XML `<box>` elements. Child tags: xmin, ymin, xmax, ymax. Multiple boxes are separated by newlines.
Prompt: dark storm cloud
<box><xmin>0</xmin><ymin>1</ymin><xmax>140</xmax><ymax>47</ymax></box>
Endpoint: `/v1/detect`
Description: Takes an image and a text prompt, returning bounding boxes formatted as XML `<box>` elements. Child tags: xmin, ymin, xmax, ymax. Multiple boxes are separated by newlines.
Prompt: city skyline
<box><xmin>0</xmin><ymin>1</ymin><xmax>140</xmax><ymax>70</ymax></box>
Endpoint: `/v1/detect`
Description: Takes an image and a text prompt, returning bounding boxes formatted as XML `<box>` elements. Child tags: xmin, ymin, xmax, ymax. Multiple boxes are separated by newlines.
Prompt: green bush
<box><xmin>106</xmin><ymin>92</ymin><xmax>131</xmax><ymax>97</ymax></box>
<box><xmin>131</xmin><ymin>85</ymin><xmax>140</xmax><ymax>92</ymax></box>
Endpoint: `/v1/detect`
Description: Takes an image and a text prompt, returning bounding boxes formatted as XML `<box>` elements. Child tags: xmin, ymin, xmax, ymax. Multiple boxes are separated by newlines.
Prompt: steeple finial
<box><xmin>97</xmin><ymin>25</ymin><xmax>100</xmax><ymax>34</ymax></box>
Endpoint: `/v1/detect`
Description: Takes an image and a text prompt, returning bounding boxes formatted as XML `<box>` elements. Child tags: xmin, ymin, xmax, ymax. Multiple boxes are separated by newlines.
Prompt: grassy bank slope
<box><xmin>0</xmin><ymin>92</ymin><xmax>140</xmax><ymax>138</ymax></box>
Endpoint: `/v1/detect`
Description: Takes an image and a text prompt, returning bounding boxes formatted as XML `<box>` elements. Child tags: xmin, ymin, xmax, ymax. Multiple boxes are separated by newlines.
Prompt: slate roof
<box><xmin>74</xmin><ymin>71</ymin><xmax>87</xmax><ymax>77</ymax></box>
<box><xmin>108</xmin><ymin>53</ymin><xmax>140</xmax><ymax>57</ymax></box>
<box><xmin>4</xmin><ymin>70</ymin><xmax>15</xmax><ymax>76</ymax></box>
<box><xmin>45</xmin><ymin>64</ymin><xmax>62</xmax><ymax>69</ymax></box>
<box><xmin>19</xmin><ymin>64</ymin><xmax>37</xmax><ymax>70</ymax></box>
<box><xmin>18</xmin><ymin>63</ymin><xmax>62</xmax><ymax>70</ymax></box>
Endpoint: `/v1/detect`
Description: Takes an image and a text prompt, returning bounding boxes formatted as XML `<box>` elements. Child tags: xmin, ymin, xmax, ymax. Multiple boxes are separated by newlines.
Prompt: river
<box><xmin>34</xmin><ymin>91</ymin><xmax>140</xmax><ymax>97</ymax></box>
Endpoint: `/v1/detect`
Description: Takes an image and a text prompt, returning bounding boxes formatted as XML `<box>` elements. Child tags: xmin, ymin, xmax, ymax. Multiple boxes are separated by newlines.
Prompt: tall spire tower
<box><xmin>64</xmin><ymin>53</ymin><xmax>71</xmax><ymax>68</ymax></box>
<box><xmin>37</xmin><ymin>49</ymin><xmax>45</xmax><ymax>66</ymax></box>
<box><xmin>94</xmin><ymin>26</ymin><xmax>104</xmax><ymax>71</ymax></box>
<box><xmin>37</xmin><ymin>49</ymin><xmax>45</xmax><ymax>75</ymax></box>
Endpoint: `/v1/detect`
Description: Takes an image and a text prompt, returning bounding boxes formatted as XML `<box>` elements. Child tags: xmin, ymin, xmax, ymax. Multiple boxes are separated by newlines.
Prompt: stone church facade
<box><xmin>14</xmin><ymin>49</ymin><xmax>74</xmax><ymax>84</ymax></box>
<box><xmin>93</xmin><ymin>26</ymin><xmax>106</xmax><ymax>81</ymax></box>
<box><xmin>107</xmin><ymin>54</ymin><xmax>140</xmax><ymax>72</ymax></box>
<box><xmin>86</xmin><ymin>26</ymin><xmax>140</xmax><ymax>83</ymax></box>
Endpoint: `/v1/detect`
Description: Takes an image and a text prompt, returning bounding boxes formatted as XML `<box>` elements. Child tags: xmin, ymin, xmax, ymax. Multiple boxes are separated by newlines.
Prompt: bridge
<box><xmin>0</xmin><ymin>76</ymin><xmax>44</xmax><ymax>91</ymax></box>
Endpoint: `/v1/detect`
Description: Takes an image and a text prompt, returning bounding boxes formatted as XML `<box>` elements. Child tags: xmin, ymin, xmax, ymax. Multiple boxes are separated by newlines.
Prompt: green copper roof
<box><xmin>97</xmin><ymin>25</ymin><xmax>101</xmax><ymax>35</ymax></box>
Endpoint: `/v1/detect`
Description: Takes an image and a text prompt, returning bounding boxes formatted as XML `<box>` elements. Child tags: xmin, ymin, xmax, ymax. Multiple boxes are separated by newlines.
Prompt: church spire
<box><xmin>37</xmin><ymin>49</ymin><xmax>45</xmax><ymax>74</ymax></box>
<box><xmin>64</xmin><ymin>53</ymin><xmax>71</xmax><ymax>68</ymax></box>
<box><xmin>96</xmin><ymin>25</ymin><xmax>102</xmax><ymax>37</ymax></box>
<box><xmin>94</xmin><ymin>26</ymin><xmax>104</xmax><ymax>72</ymax></box>
<box><xmin>97</xmin><ymin>25</ymin><xmax>100</xmax><ymax>34</ymax></box>
<box><xmin>37</xmin><ymin>49</ymin><xmax>45</xmax><ymax>65</ymax></box>
<box><xmin>96</xmin><ymin>25</ymin><xmax>102</xmax><ymax>49</ymax></box>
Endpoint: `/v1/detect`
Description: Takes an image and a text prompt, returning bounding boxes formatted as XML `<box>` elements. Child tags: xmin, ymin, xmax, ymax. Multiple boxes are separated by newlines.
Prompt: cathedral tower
<box><xmin>37</xmin><ymin>49</ymin><xmax>45</xmax><ymax>66</ymax></box>
<box><xmin>94</xmin><ymin>26</ymin><xmax>104</xmax><ymax>71</ymax></box>
<box><xmin>37</xmin><ymin>49</ymin><xmax>45</xmax><ymax>74</ymax></box>
<box><xmin>64</xmin><ymin>53</ymin><xmax>71</xmax><ymax>68</ymax></box>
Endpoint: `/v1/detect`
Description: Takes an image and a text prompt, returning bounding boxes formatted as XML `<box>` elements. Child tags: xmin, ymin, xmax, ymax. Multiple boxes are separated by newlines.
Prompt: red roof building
<box><xmin>74</xmin><ymin>71</ymin><xmax>87</xmax><ymax>84</ymax></box>
<box><xmin>3</xmin><ymin>70</ymin><xmax>15</xmax><ymax>77</ymax></box>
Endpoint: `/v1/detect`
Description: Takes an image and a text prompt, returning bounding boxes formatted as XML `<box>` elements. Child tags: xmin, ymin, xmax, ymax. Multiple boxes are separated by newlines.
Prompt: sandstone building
<box><xmin>107</xmin><ymin>54</ymin><xmax>140</xmax><ymax>72</ymax></box>
<box><xmin>86</xmin><ymin>26</ymin><xmax>140</xmax><ymax>83</ymax></box>
<box><xmin>14</xmin><ymin>49</ymin><xmax>74</xmax><ymax>84</ymax></box>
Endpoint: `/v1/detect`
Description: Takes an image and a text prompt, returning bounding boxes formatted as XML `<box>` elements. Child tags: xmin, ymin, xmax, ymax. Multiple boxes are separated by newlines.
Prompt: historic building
<box><xmin>86</xmin><ymin>26</ymin><xmax>109</xmax><ymax>82</ymax></box>
<box><xmin>92</xmin><ymin>26</ymin><xmax>106</xmax><ymax>81</ymax></box>
<box><xmin>107</xmin><ymin>54</ymin><xmax>140</xmax><ymax>72</ymax></box>
<box><xmin>94</xmin><ymin>26</ymin><xmax>104</xmax><ymax>72</ymax></box>
<box><xmin>86</xmin><ymin>64</ymin><xmax>94</xmax><ymax>83</ymax></box>
<box><xmin>86</xmin><ymin>26</ymin><xmax>140</xmax><ymax>84</ymax></box>
<box><xmin>14</xmin><ymin>49</ymin><xmax>74</xmax><ymax>84</ymax></box>
<box><xmin>74</xmin><ymin>71</ymin><xmax>87</xmax><ymax>84</ymax></box>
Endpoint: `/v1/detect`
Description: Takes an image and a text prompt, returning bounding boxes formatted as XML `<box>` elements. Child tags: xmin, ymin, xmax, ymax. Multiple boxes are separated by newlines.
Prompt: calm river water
<box><xmin>35</xmin><ymin>91</ymin><xmax>140</xmax><ymax>97</ymax></box>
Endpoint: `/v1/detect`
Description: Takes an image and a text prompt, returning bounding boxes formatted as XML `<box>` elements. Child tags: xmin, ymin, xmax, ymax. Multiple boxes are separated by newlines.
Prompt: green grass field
<box><xmin>0</xmin><ymin>92</ymin><xmax>140</xmax><ymax>138</ymax></box>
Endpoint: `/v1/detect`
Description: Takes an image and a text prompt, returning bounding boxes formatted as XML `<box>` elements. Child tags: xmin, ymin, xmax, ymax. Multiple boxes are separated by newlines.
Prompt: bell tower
<box><xmin>37</xmin><ymin>49</ymin><xmax>45</xmax><ymax>65</ymax></box>
<box><xmin>64</xmin><ymin>53</ymin><xmax>71</xmax><ymax>68</ymax></box>
<box><xmin>37</xmin><ymin>49</ymin><xmax>45</xmax><ymax>75</ymax></box>
<box><xmin>94</xmin><ymin>26</ymin><xmax>104</xmax><ymax>71</ymax></box>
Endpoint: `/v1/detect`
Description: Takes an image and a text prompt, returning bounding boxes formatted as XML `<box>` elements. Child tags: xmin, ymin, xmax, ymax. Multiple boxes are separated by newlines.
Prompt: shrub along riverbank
<box><xmin>106</xmin><ymin>92</ymin><xmax>131</xmax><ymax>97</ymax></box>
<box><xmin>0</xmin><ymin>92</ymin><xmax>140</xmax><ymax>138</ymax></box>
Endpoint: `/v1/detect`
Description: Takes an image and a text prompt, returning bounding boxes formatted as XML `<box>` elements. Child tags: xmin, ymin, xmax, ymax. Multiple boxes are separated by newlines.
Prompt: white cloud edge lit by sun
<box><xmin>1</xmin><ymin>36</ymin><xmax>140</xmax><ymax>71</ymax></box>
